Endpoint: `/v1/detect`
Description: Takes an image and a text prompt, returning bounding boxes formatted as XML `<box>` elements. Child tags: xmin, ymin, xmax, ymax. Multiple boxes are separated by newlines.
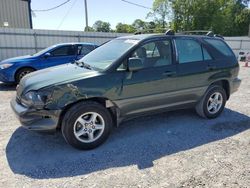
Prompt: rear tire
<box><xmin>15</xmin><ymin>68</ymin><xmax>34</xmax><ymax>83</ymax></box>
<box><xmin>61</xmin><ymin>101</ymin><xmax>113</xmax><ymax>150</ymax></box>
<box><xmin>195</xmin><ymin>85</ymin><xmax>227</xmax><ymax>119</ymax></box>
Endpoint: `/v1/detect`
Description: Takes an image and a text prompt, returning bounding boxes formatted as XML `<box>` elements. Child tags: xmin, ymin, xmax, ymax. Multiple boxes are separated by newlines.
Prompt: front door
<box><xmin>116</xmin><ymin>39</ymin><xmax>178</xmax><ymax>117</ymax></box>
<box><xmin>39</xmin><ymin>45</ymin><xmax>77</xmax><ymax>69</ymax></box>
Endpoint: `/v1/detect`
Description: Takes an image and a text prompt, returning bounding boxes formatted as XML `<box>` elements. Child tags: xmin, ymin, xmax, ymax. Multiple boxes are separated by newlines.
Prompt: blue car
<box><xmin>0</xmin><ymin>42</ymin><xmax>98</xmax><ymax>83</ymax></box>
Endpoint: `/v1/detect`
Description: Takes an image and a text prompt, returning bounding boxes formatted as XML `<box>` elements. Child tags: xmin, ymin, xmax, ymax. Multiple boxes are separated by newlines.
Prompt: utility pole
<box><xmin>84</xmin><ymin>0</ymin><xmax>89</xmax><ymax>31</ymax></box>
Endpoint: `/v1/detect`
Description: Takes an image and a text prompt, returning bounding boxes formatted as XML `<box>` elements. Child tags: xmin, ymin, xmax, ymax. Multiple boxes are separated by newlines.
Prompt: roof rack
<box><xmin>165</xmin><ymin>29</ymin><xmax>175</xmax><ymax>35</ymax></box>
<box><xmin>134</xmin><ymin>29</ymin><xmax>224</xmax><ymax>39</ymax></box>
<box><xmin>177</xmin><ymin>30</ymin><xmax>224</xmax><ymax>39</ymax></box>
<box><xmin>134</xmin><ymin>28</ymin><xmax>169</xmax><ymax>35</ymax></box>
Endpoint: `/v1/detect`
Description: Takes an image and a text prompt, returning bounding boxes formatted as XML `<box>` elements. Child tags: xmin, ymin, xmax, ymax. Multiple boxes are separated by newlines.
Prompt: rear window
<box><xmin>204</xmin><ymin>39</ymin><xmax>234</xmax><ymax>56</ymax></box>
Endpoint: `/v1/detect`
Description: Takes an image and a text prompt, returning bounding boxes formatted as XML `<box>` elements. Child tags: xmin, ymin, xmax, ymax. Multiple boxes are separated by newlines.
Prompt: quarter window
<box><xmin>204</xmin><ymin>39</ymin><xmax>234</xmax><ymax>56</ymax></box>
<box><xmin>203</xmin><ymin>47</ymin><xmax>212</xmax><ymax>60</ymax></box>
<box><xmin>175</xmin><ymin>39</ymin><xmax>203</xmax><ymax>63</ymax></box>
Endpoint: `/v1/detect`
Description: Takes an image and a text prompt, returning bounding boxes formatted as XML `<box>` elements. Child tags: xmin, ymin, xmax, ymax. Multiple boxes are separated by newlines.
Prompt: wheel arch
<box><xmin>14</xmin><ymin>66</ymin><xmax>36</xmax><ymax>81</ymax></box>
<box><xmin>57</xmin><ymin>97</ymin><xmax>120</xmax><ymax>129</ymax></box>
<box><xmin>210</xmin><ymin>79</ymin><xmax>230</xmax><ymax>100</ymax></box>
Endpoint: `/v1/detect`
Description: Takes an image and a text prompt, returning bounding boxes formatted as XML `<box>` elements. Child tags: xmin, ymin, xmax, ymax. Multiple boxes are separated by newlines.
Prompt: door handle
<box><xmin>162</xmin><ymin>71</ymin><xmax>176</xmax><ymax>77</ymax></box>
<box><xmin>207</xmin><ymin>65</ymin><xmax>216</xmax><ymax>71</ymax></box>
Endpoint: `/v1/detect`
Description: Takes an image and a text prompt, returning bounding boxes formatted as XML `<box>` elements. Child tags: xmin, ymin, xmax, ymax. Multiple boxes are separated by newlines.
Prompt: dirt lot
<box><xmin>0</xmin><ymin>65</ymin><xmax>249</xmax><ymax>188</ymax></box>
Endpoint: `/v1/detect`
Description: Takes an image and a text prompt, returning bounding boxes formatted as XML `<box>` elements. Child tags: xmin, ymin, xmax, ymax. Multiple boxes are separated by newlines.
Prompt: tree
<box><xmin>147</xmin><ymin>0</ymin><xmax>171</xmax><ymax>28</ymax></box>
<box><xmin>116</xmin><ymin>23</ymin><xmax>136</xmax><ymax>33</ymax></box>
<box><xmin>93</xmin><ymin>20</ymin><xmax>111</xmax><ymax>32</ymax></box>
<box><xmin>132</xmin><ymin>19</ymin><xmax>147</xmax><ymax>31</ymax></box>
<box><xmin>169</xmin><ymin>0</ymin><xmax>250</xmax><ymax>36</ymax></box>
<box><xmin>84</xmin><ymin>26</ymin><xmax>95</xmax><ymax>32</ymax></box>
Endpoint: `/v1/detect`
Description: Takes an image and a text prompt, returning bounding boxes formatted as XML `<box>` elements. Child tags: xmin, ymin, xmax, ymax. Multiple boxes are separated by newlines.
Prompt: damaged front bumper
<box><xmin>10</xmin><ymin>97</ymin><xmax>61</xmax><ymax>132</ymax></box>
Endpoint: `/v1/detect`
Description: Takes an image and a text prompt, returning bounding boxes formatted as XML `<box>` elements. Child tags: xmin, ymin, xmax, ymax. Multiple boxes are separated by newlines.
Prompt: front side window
<box><xmin>50</xmin><ymin>45</ymin><xmax>76</xmax><ymax>56</ymax></box>
<box><xmin>175</xmin><ymin>39</ymin><xmax>203</xmax><ymax>63</ymax></box>
<box><xmin>130</xmin><ymin>39</ymin><xmax>172</xmax><ymax>68</ymax></box>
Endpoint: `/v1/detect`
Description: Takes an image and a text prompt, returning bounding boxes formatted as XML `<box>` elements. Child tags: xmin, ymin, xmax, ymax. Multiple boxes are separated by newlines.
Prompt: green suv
<box><xmin>11</xmin><ymin>31</ymin><xmax>241</xmax><ymax>149</ymax></box>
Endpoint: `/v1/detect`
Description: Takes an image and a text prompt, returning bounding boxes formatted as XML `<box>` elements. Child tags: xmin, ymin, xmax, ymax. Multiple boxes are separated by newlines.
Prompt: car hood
<box><xmin>0</xmin><ymin>55</ymin><xmax>35</xmax><ymax>64</ymax></box>
<box><xmin>18</xmin><ymin>63</ymin><xmax>99</xmax><ymax>95</ymax></box>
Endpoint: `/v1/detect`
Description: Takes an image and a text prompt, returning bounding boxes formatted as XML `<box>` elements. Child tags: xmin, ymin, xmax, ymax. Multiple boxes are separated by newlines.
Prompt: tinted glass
<box><xmin>204</xmin><ymin>39</ymin><xmax>234</xmax><ymax>56</ymax></box>
<box><xmin>78</xmin><ymin>45</ymin><xmax>94</xmax><ymax>55</ymax></box>
<box><xmin>51</xmin><ymin>45</ymin><xmax>76</xmax><ymax>56</ymax></box>
<box><xmin>80</xmin><ymin>39</ymin><xmax>138</xmax><ymax>70</ymax></box>
<box><xmin>203</xmin><ymin>47</ymin><xmax>212</xmax><ymax>60</ymax></box>
<box><xmin>131</xmin><ymin>39</ymin><xmax>172</xmax><ymax>68</ymax></box>
<box><xmin>175</xmin><ymin>39</ymin><xmax>203</xmax><ymax>63</ymax></box>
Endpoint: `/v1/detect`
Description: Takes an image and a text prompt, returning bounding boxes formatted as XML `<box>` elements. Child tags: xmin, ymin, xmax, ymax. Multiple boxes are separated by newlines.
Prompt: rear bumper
<box><xmin>230</xmin><ymin>77</ymin><xmax>241</xmax><ymax>94</ymax></box>
<box><xmin>10</xmin><ymin>97</ymin><xmax>61</xmax><ymax>132</ymax></box>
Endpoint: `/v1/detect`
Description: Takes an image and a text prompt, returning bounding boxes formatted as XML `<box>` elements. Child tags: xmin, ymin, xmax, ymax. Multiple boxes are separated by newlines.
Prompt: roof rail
<box><xmin>177</xmin><ymin>30</ymin><xmax>211</xmax><ymax>35</ymax></box>
<box><xmin>165</xmin><ymin>29</ymin><xmax>175</xmax><ymax>35</ymax></box>
<box><xmin>206</xmin><ymin>31</ymin><xmax>214</xmax><ymax>37</ymax></box>
<box><xmin>214</xmin><ymin>34</ymin><xmax>224</xmax><ymax>40</ymax></box>
<box><xmin>176</xmin><ymin>30</ymin><xmax>224</xmax><ymax>39</ymax></box>
<box><xmin>134</xmin><ymin>28</ymin><xmax>169</xmax><ymax>35</ymax></box>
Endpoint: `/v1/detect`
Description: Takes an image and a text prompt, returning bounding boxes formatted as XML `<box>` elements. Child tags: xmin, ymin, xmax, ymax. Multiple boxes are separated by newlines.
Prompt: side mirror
<box><xmin>44</xmin><ymin>52</ymin><xmax>51</xmax><ymax>58</ymax></box>
<box><xmin>128</xmin><ymin>57</ymin><xmax>143</xmax><ymax>71</ymax></box>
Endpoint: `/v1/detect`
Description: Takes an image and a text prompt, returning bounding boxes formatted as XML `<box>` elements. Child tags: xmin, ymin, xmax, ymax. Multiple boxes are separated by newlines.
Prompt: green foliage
<box><xmin>165</xmin><ymin>0</ymin><xmax>250</xmax><ymax>36</ymax></box>
<box><xmin>147</xmin><ymin>0</ymin><xmax>171</xmax><ymax>28</ymax></box>
<box><xmin>92</xmin><ymin>20</ymin><xmax>111</xmax><ymax>32</ymax></box>
<box><xmin>116</xmin><ymin>23</ymin><xmax>136</xmax><ymax>33</ymax></box>
<box><xmin>84</xmin><ymin>26</ymin><xmax>95</xmax><ymax>32</ymax></box>
<box><xmin>88</xmin><ymin>0</ymin><xmax>249</xmax><ymax>36</ymax></box>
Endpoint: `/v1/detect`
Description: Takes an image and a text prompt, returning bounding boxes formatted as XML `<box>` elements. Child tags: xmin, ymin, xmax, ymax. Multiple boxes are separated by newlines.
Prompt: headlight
<box><xmin>21</xmin><ymin>90</ymin><xmax>51</xmax><ymax>108</ymax></box>
<box><xmin>0</xmin><ymin>63</ymin><xmax>13</xmax><ymax>69</ymax></box>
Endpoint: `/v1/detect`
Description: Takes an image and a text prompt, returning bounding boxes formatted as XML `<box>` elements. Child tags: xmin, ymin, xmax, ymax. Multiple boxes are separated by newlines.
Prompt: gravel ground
<box><xmin>0</xmin><ymin>65</ymin><xmax>249</xmax><ymax>188</ymax></box>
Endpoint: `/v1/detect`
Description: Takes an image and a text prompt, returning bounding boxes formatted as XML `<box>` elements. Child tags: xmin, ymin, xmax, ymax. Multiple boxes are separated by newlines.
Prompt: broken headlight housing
<box><xmin>21</xmin><ymin>90</ymin><xmax>51</xmax><ymax>108</ymax></box>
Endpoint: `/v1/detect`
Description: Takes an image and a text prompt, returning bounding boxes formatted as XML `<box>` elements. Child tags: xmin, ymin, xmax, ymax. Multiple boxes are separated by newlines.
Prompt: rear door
<box><xmin>174</xmin><ymin>37</ymin><xmax>214</xmax><ymax>103</ymax></box>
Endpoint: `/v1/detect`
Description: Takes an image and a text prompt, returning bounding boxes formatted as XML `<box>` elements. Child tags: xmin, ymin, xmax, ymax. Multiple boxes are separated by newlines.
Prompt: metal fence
<box><xmin>0</xmin><ymin>28</ymin><xmax>250</xmax><ymax>61</ymax></box>
<box><xmin>0</xmin><ymin>28</ymin><xmax>127</xmax><ymax>61</ymax></box>
<box><xmin>224</xmin><ymin>36</ymin><xmax>250</xmax><ymax>56</ymax></box>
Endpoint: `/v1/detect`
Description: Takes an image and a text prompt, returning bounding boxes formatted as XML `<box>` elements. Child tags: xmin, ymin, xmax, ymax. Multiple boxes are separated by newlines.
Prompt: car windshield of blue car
<box><xmin>79</xmin><ymin>39</ymin><xmax>139</xmax><ymax>70</ymax></box>
<box><xmin>31</xmin><ymin>45</ymin><xmax>57</xmax><ymax>56</ymax></box>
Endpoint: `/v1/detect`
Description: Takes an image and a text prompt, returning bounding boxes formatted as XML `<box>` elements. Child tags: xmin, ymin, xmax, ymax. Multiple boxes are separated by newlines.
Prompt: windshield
<box><xmin>79</xmin><ymin>39</ymin><xmax>139</xmax><ymax>70</ymax></box>
<box><xmin>31</xmin><ymin>45</ymin><xmax>57</xmax><ymax>56</ymax></box>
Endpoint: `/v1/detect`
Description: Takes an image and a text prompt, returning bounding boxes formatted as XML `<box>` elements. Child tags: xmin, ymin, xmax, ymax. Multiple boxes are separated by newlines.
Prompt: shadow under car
<box><xmin>6</xmin><ymin>108</ymin><xmax>250</xmax><ymax>179</ymax></box>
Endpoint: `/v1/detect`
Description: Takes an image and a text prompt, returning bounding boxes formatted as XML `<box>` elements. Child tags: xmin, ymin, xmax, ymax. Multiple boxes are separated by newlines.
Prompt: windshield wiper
<box><xmin>73</xmin><ymin>60</ymin><xmax>92</xmax><ymax>70</ymax></box>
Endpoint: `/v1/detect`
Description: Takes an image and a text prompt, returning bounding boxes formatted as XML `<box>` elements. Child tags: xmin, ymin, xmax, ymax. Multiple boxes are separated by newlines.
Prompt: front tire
<box><xmin>195</xmin><ymin>85</ymin><xmax>227</xmax><ymax>119</ymax></box>
<box><xmin>61</xmin><ymin>101</ymin><xmax>113</xmax><ymax>150</ymax></box>
<box><xmin>15</xmin><ymin>68</ymin><xmax>34</xmax><ymax>83</ymax></box>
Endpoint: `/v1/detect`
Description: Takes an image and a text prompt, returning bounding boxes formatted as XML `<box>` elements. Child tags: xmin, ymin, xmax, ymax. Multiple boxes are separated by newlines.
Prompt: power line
<box><xmin>57</xmin><ymin>0</ymin><xmax>78</xmax><ymax>29</ymax></box>
<box><xmin>121</xmin><ymin>0</ymin><xmax>152</xmax><ymax>10</ymax></box>
<box><xmin>32</xmin><ymin>0</ymin><xmax>71</xmax><ymax>12</ymax></box>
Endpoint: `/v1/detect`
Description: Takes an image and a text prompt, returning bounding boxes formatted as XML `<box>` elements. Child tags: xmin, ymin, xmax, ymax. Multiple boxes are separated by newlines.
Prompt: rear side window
<box><xmin>77</xmin><ymin>45</ymin><xmax>94</xmax><ymax>55</ymax></box>
<box><xmin>204</xmin><ymin>39</ymin><xmax>233</xmax><ymax>56</ymax></box>
<box><xmin>175</xmin><ymin>39</ymin><xmax>203</xmax><ymax>63</ymax></box>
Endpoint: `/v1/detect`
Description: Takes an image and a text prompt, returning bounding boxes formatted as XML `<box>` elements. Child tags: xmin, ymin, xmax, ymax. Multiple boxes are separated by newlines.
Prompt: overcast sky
<box><xmin>31</xmin><ymin>0</ymin><xmax>154</xmax><ymax>31</ymax></box>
